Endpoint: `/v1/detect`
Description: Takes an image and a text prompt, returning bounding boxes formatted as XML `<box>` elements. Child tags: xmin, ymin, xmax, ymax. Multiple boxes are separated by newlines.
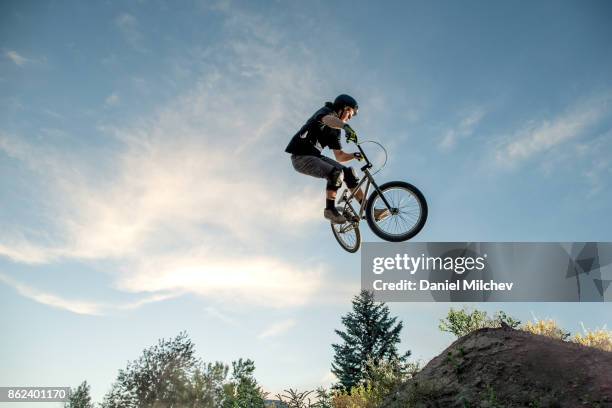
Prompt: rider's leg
<box><xmin>324</xmin><ymin>169</ymin><xmax>346</xmax><ymax>223</ymax></box>
<box><xmin>353</xmin><ymin>188</ymin><xmax>365</xmax><ymax>203</ymax></box>
<box><xmin>326</xmin><ymin>189</ymin><xmax>337</xmax><ymax>209</ymax></box>
<box><xmin>342</xmin><ymin>167</ymin><xmax>363</xmax><ymax>202</ymax></box>
<box><xmin>291</xmin><ymin>154</ymin><xmax>337</xmax><ymax>179</ymax></box>
<box><xmin>289</xmin><ymin>155</ymin><xmax>348</xmax><ymax>223</ymax></box>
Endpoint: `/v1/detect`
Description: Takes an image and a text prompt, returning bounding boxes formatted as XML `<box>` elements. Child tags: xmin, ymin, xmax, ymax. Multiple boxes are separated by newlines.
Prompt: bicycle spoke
<box><xmin>372</xmin><ymin>187</ymin><xmax>423</xmax><ymax>238</ymax></box>
<box><xmin>397</xmin><ymin>212</ymin><xmax>412</xmax><ymax>231</ymax></box>
<box><xmin>332</xmin><ymin>219</ymin><xmax>360</xmax><ymax>252</ymax></box>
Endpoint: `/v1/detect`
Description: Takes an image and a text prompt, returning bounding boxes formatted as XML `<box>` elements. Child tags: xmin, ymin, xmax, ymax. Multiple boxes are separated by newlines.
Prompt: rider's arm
<box><xmin>321</xmin><ymin>114</ymin><xmax>345</xmax><ymax>129</ymax></box>
<box><xmin>333</xmin><ymin>149</ymin><xmax>357</xmax><ymax>163</ymax></box>
<box><xmin>322</xmin><ymin>114</ymin><xmax>357</xmax><ymax>162</ymax></box>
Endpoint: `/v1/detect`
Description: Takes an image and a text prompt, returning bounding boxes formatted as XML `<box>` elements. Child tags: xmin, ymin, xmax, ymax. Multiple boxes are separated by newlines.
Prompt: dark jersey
<box><xmin>285</xmin><ymin>105</ymin><xmax>341</xmax><ymax>156</ymax></box>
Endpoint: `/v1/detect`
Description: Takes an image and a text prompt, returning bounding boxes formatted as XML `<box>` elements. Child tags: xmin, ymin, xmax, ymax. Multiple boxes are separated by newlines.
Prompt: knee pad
<box><xmin>343</xmin><ymin>167</ymin><xmax>359</xmax><ymax>189</ymax></box>
<box><xmin>326</xmin><ymin>168</ymin><xmax>343</xmax><ymax>191</ymax></box>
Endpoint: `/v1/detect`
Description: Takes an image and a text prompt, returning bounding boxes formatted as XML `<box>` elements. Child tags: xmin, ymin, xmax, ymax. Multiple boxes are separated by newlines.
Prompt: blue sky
<box><xmin>1</xmin><ymin>0</ymin><xmax>612</xmax><ymax>404</ymax></box>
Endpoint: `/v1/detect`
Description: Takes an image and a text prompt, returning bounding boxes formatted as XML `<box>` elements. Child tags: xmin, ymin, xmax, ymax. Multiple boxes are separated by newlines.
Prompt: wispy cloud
<box><xmin>0</xmin><ymin>272</ymin><xmax>180</xmax><ymax>316</ymax></box>
<box><xmin>1</xmin><ymin>95</ymin><xmax>324</xmax><ymax>306</ymax></box>
<box><xmin>0</xmin><ymin>7</ymin><xmax>335</xmax><ymax>312</ymax></box>
<box><xmin>0</xmin><ymin>273</ymin><xmax>103</xmax><ymax>315</ymax></box>
<box><xmin>581</xmin><ymin>129</ymin><xmax>612</xmax><ymax>196</ymax></box>
<box><xmin>257</xmin><ymin>319</ymin><xmax>297</xmax><ymax>339</ymax></box>
<box><xmin>0</xmin><ymin>241</ymin><xmax>56</xmax><ymax>265</ymax></box>
<box><xmin>204</xmin><ymin>306</ymin><xmax>239</xmax><ymax>326</ymax></box>
<box><xmin>118</xmin><ymin>252</ymin><xmax>324</xmax><ymax>308</ymax></box>
<box><xmin>5</xmin><ymin>50</ymin><xmax>28</xmax><ymax>66</ymax></box>
<box><xmin>42</xmin><ymin>109</ymin><xmax>64</xmax><ymax>120</ymax></box>
<box><xmin>439</xmin><ymin>107</ymin><xmax>486</xmax><ymax>150</ymax></box>
<box><xmin>114</xmin><ymin>13</ymin><xmax>146</xmax><ymax>52</ymax></box>
<box><xmin>105</xmin><ymin>92</ymin><xmax>120</xmax><ymax>107</ymax></box>
<box><xmin>495</xmin><ymin>95</ymin><xmax>610</xmax><ymax>168</ymax></box>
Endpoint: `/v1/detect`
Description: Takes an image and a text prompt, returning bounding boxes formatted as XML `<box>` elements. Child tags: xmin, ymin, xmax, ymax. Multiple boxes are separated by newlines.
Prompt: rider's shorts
<box><xmin>291</xmin><ymin>154</ymin><xmax>359</xmax><ymax>191</ymax></box>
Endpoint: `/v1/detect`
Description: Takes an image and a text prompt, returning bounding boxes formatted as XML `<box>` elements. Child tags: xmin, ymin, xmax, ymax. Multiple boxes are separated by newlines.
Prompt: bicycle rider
<box><xmin>285</xmin><ymin>94</ymin><xmax>389</xmax><ymax>224</ymax></box>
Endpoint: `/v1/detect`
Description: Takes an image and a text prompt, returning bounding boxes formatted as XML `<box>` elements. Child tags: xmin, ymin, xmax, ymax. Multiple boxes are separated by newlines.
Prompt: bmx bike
<box><xmin>331</xmin><ymin>141</ymin><xmax>428</xmax><ymax>253</ymax></box>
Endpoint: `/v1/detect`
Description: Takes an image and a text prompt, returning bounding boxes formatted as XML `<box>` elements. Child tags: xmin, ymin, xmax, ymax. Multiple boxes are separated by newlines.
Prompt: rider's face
<box><xmin>340</xmin><ymin>107</ymin><xmax>356</xmax><ymax>122</ymax></box>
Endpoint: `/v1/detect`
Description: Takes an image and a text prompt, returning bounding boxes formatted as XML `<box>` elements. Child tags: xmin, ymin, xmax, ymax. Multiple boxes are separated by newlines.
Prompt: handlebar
<box><xmin>346</xmin><ymin>138</ymin><xmax>387</xmax><ymax>174</ymax></box>
<box><xmin>356</xmin><ymin>144</ymin><xmax>373</xmax><ymax>172</ymax></box>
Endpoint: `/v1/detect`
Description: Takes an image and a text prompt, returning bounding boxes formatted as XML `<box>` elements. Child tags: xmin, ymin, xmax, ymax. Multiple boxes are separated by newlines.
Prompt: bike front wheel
<box><xmin>365</xmin><ymin>181</ymin><xmax>428</xmax><ymax>242</ymax></box>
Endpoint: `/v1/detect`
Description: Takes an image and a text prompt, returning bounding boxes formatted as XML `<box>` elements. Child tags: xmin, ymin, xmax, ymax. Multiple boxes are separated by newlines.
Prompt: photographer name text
<box><xmin>372</xmin><ymin>279</ymin><xmax>514</xmax><ymax>291</ymax></box>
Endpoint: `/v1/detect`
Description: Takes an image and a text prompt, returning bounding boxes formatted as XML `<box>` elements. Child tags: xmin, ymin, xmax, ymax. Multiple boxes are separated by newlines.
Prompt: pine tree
<box><xmin>223</xmin><ymin>359</ymin><xmax>266</xmax><ymax>408</ymax></box>
<box><xmin>64</xmin><ymin>381</ymin><xmax>93</xmax><ymax>408</ymax></box>
<box><xmin>331</xmin><ymin>290</ymin><xmax>410</xmax><ymax>391</ymax></box>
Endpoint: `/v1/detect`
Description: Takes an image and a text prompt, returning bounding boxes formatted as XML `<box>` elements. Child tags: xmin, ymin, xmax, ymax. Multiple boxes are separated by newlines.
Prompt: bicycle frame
<box><xmin>339</xmin><ymin>143</ymin><xmax>395</xmax><ymax>221</ymax></box>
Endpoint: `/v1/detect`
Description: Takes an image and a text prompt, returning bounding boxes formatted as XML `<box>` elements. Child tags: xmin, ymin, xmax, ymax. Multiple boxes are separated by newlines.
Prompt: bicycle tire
<box><xmin>331</xmin><ymin>221</ymin><xmax>361</xmax><ymax>253</ymax></box>
<box><xmin>365</xmin><ymin>181</ymin><xmax>428</xmax><ymax>242</ymax></box>
<box><xmin>331</xmin><ymin>204</ymin><xmax>361</xmax><ymax>253</ymax></box>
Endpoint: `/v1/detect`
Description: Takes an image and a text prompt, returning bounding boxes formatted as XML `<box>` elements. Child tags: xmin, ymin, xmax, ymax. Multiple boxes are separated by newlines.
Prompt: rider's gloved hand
<box><xmin>343</xmin><ymin>124</ymin><xmax>358</xmax><ymax>144</ymax></box>
<box><xmin>353</xmin><ymin>152</ymin><xmax>364</xmax><ymax>161</ymax></box>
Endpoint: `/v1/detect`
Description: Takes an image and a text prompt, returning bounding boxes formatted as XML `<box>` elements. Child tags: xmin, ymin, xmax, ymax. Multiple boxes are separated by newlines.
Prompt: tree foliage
<box><xmin>101</xmin><ymin>331</ymin><xmax>265</xmax><ymax>408</ymax></box>
<box><xmin>313</xmin><ymin>387</ymin><xmax>332</xmax><ymax>408</ymax></box>
<box><xmin>275</xmin><ymin>389</ymin><xmax>314</xmax><ymax>408</ymax></box>
<box><xmin>330</xmin><ymin>358</ymin><xmax>418</xmax><ymax>408</ymax></box>
<box><xmin>331</xmin><ymin>290</ymin><xmax>410</xmax><ymax>391</ymax></box>
<box><xmin>223</xmin><ymin>358</ymin><xmax>266</xmax><ymax>408</ymax></box>
<box><xmin>64</xmin><ymin>381</ymin><xmax>93</xmax><ymax>408</ymax></box>
<box><xmin>101</xmin><ymin>331</ymin><xmax>199</xmax><ymax>408</ymax></box>
<box><xmin>439</xmin><ymin>307</ymin><xmax>521</xmax><ymax>338</ymax></box>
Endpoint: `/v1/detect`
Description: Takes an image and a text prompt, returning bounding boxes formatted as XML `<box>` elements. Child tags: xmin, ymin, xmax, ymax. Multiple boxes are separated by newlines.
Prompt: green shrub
<box><xmin>439</xmin><ymin>308</ymin><xmax>521</xmax><ymax>338</ymax></box>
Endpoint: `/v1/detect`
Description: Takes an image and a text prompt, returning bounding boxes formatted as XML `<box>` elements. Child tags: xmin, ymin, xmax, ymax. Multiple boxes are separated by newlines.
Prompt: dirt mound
<box><xmin>385</xmin><ymin>327</ymin><xmax>612</xmax><ymax>407</ymax></box>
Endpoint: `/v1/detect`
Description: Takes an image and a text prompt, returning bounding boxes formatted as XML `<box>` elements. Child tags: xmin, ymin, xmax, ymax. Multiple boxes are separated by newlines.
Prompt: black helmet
<box><xmin>333</xmin><ymin>94</ymin><xmax>358</xmax><ymax>113</ymax></box>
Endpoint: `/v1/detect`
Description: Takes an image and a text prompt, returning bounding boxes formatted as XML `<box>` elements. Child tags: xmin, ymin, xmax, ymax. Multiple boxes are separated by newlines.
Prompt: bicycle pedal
<box><xmin>338</xmin><ymin>208</ymin><xmax>360</xmax><ymax>223</ymax></box>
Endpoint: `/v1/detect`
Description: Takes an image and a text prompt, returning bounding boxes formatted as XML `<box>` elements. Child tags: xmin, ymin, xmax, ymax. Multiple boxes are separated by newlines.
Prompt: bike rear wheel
<box><xmin>365</xmin><ymin>181</ymin><xmax>427</xmax><ymax>242</ymax></box>
<box><xmin>331</xmin><ymin>205</ymin><xmax>361</xmax><ymax>253</ymax></box>
<box><xmin>331</xmin><ymin>221</ymin><xmax>361</xmax><ymax>253</ymax></box>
